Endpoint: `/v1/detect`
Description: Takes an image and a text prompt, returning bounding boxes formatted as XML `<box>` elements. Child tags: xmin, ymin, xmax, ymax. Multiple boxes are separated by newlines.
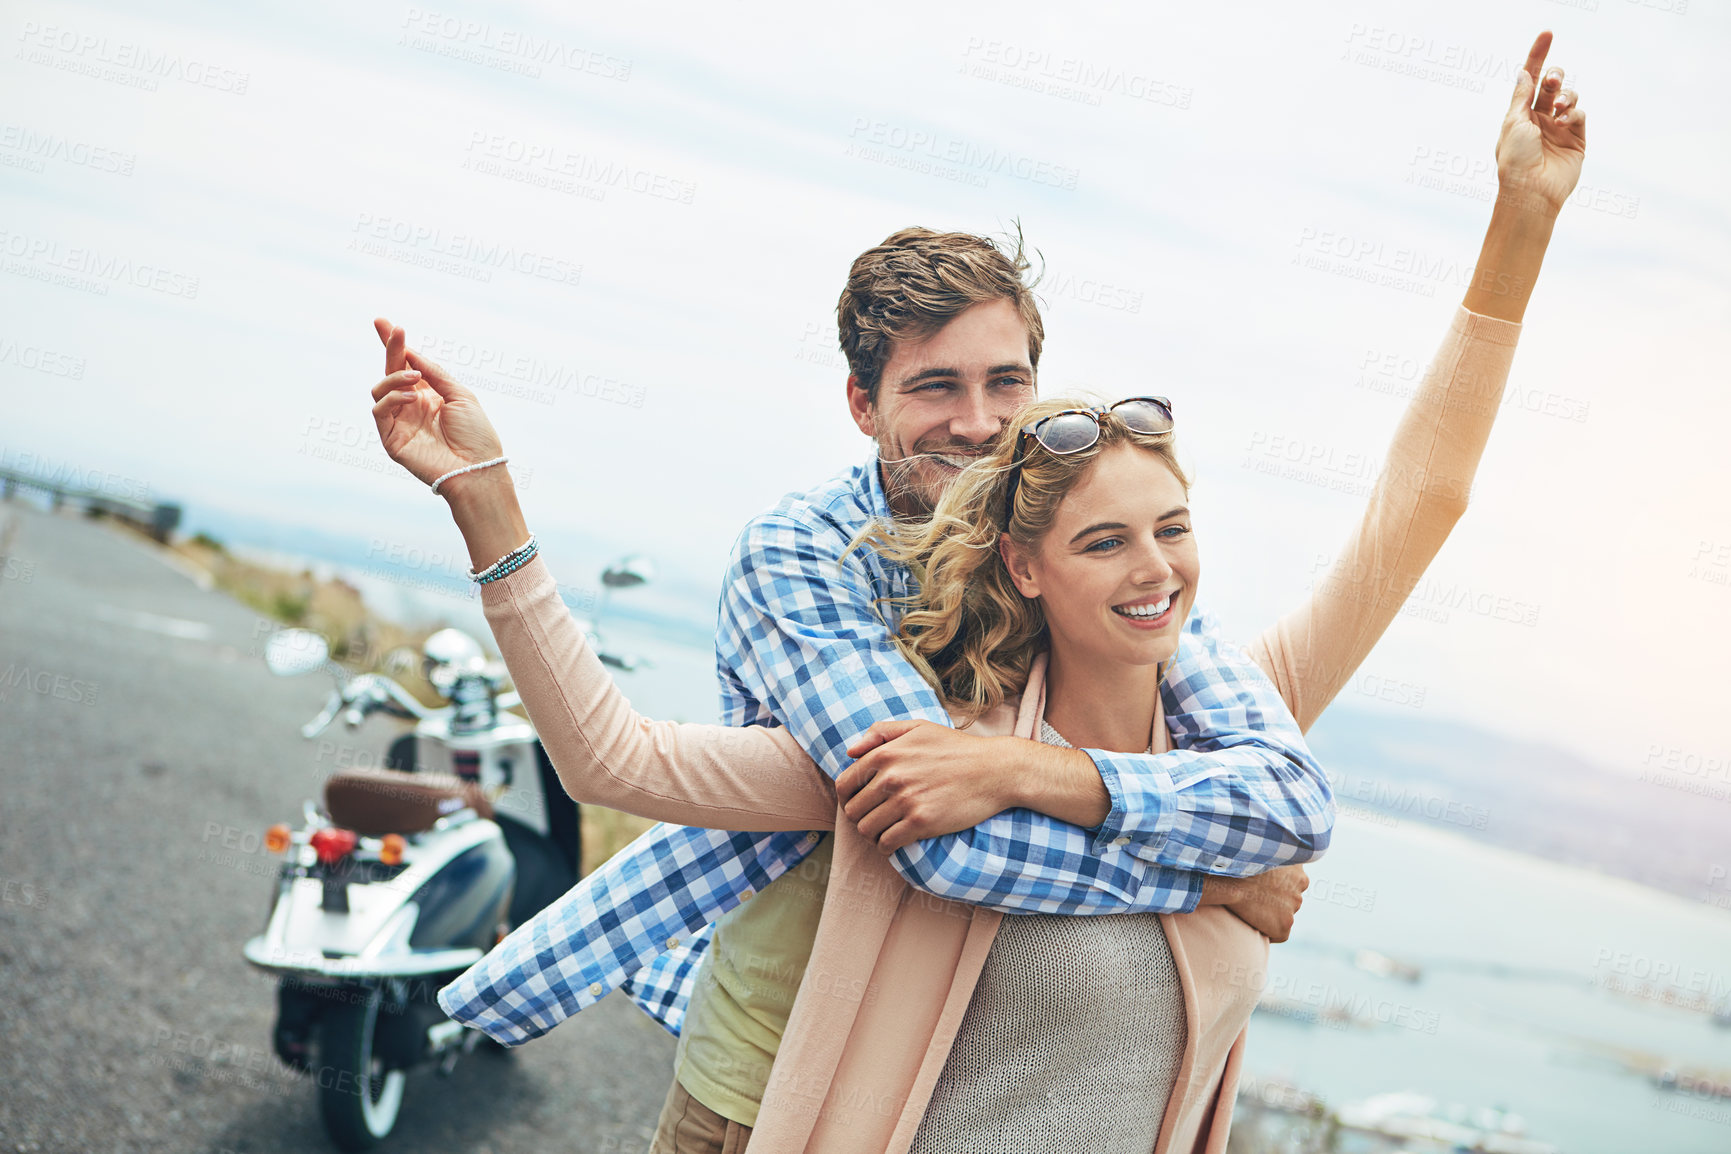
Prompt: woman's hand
<box><xmin>1461</xmin><ymin>32</ymin><xmax>1584</xmax><ymax>322</ymax></box>
<box><xmin>369</xmin><ymin>318</ymin><xmax>506</xmax><ymax>488</ymax></box>
<box><xmin>1494</xmin><ymin>31</ymin><xmax>1587</xmax><ymax>216</ymax></box>
<box><xmin>369</xmin><ymin>318</ymin><xmax>531</xmax><ymax>573</ymax></box>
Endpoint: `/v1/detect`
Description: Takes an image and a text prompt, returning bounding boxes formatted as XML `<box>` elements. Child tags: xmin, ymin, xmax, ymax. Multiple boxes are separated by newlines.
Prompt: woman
<box><xmin>843</xmin><ymin>398</ymin><xmax>1262</xmax><ymax>1154</ymax></box>
<box><xmin>369</xmin><ymin>32</ymin><xmax>1582</xmax><ymax>1152</ymax></box>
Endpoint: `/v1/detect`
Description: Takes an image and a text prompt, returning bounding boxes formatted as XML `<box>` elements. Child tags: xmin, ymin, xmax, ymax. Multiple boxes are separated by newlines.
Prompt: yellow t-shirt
<box><xmin>674</xmin><ymin>832</ymin><xmax>833</xmax><ymax>1126</ymax></box>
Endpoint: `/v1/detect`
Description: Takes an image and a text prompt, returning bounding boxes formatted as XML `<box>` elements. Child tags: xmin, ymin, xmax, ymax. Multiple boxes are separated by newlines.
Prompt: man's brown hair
<box><xmin>837</xmin><ymin>225</ymin><xmax>1044</xmax><ymax>404</ymax></box>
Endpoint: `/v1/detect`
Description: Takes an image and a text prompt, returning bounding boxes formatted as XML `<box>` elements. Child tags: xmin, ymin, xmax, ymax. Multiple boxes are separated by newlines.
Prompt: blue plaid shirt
<box><xmin>439</xmin><ymin>456</ymin><xmax>1333</xmax><ymax>1042</ymax></box>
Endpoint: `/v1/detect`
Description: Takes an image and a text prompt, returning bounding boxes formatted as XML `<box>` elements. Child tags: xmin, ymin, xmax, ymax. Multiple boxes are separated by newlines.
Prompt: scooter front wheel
<box><xmin>316</xmin><ymin>986</ymin><xmax>407</xmax><ymax>1152</ymax></box>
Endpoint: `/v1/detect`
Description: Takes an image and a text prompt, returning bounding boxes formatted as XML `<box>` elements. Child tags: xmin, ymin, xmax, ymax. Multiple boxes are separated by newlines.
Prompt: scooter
<box><xmin>244</xmin><ymin>624</ymin><xmax>588</xmax><ymax>1151</ymax></box>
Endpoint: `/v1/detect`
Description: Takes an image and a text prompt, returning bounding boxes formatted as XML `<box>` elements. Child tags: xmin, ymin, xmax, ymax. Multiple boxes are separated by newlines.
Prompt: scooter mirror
<box><xmin>264</xmin><ymin>629</ymin><xmax>330</xmax><ymax>677</ymax></box>
<box><xmin>422</xmin><ymin>628</ymin><xmax>486</xmax><ymax>671</ymax></box>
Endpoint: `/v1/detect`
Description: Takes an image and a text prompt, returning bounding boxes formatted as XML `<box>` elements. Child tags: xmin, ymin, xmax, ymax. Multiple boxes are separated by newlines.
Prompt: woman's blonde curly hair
<box><xmin>852</xmin><ymin>396</ymin><xmax>1189</xmax><ymax>724</ymax></box>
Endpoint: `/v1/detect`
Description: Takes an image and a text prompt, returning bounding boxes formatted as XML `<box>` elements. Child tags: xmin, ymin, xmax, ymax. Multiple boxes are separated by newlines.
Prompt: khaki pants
<box><xmin>646</xmin><ymin>1077</ymin><xmax>754</xmax><ymax>1154</ymax></box>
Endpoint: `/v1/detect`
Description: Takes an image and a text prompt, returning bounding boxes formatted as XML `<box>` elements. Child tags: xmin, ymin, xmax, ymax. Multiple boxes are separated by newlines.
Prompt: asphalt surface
<box><xmin>0</xmin><ymin>500</ymin><xmax>676</xmax><ymax>1154</ymax></box>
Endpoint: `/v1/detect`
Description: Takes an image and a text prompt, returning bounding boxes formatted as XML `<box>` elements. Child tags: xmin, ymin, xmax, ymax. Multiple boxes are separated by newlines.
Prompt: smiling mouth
<box><xmin>1112</xmin><ymin>591</ymin><xmax>1176</xmax><ymax>620</ymax></box>
<box><xmin>929</xmin><ymin>452</ymin><xmax>982</xmax><ymax>470</ymax></box>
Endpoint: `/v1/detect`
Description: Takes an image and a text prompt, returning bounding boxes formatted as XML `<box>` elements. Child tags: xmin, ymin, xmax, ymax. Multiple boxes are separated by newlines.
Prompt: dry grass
<box><xmin>580</xmin><ymin>807</ymin><xmax>660</xmax><ymax>877</ymax></box>
<box><xmin>173</xmin><ymin>534</ymin><xmax>446</xmax><ymax>704</ymax></box>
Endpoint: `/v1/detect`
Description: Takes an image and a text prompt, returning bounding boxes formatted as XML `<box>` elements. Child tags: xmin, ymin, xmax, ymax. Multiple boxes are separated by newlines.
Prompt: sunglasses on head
<box><xmin>1002</xmin><ymin>396</ymin><xmax>1175</xmax><ymax>528</ymax></box>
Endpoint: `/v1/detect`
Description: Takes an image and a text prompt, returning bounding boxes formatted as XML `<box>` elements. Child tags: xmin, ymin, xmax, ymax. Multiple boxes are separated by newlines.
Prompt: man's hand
<box><xmin>1495</xmin><ymin>31</ymin><xmax>1587</xmax><ymax>215</ymax></box>
<box><xmin>1201</xmin><ymin>865</ymin><xmax>1309</xmax><ymax>943</ymax></box>
<box><xmin>838</xmin><ymin>721</ymin><xmax>1024</xmax><ymax>854</ymax></box>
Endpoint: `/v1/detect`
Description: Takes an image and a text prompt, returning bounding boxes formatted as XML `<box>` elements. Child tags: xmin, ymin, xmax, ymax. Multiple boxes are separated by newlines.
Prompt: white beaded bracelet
<box><xmin>431</xmin><ymin>456</ymin><xmax>509</xmax><ymax>495</ymax></box>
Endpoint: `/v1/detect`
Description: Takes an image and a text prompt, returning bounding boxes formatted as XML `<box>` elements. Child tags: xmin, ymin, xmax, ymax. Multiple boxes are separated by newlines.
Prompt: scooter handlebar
<box><xmin>300</xmin><ymin>689</ymin><xmax>345</xmax><ymax>739</ymax></box>
<box><xmin>299</xmin><ymin>674</ymin><xmax>432</xmax><ymax>738</ymax></box>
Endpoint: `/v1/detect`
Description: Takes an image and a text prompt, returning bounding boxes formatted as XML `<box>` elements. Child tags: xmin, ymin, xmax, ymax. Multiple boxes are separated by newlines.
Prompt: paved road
<box><xmin>0</xmin><ymin>500</ymin><xmax>676</xmax><ymax>1154</ymax></box>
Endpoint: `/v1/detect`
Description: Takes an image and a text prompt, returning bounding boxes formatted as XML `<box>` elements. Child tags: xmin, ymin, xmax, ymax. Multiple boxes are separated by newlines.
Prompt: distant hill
<box><xmin>1307</xmin><ymin>707</ymin><xmax>1728</xmax><ymax>904</ymax></box>
<box><xmin>178</xmin><ymin>503</ymin><xmax>719</xmax><ymax>649</ymax></box>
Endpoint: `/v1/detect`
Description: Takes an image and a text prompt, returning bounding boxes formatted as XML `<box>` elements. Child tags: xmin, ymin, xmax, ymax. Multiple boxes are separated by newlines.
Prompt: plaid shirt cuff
<box><xmin>1082</xmin><ymin>748</ymin><xmax>1180</xmax><ymax>857</ymax></box>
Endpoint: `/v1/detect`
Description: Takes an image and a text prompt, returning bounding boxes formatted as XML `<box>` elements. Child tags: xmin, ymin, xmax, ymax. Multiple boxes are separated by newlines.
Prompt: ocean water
<box><xmin>1244</xmin><ymin>814</ymin><xmax>1731</xmax><ymax>1153</ymax></box>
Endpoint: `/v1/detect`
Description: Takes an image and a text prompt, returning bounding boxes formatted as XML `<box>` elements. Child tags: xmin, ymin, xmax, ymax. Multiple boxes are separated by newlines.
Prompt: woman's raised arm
<box><xmin>1248</xmin><ymin>306</ymin><xmax>1521</xmax><ymax>732</ymax></box>
<box><xmin>369</xmin><ymin>322</ymin><xmax>836</xmax><ymax>831</ymax></box>
<box><xmin>1248</xmin><ymin>30</ymin><xmax>1585</xmax><ymax>729</ymax></box>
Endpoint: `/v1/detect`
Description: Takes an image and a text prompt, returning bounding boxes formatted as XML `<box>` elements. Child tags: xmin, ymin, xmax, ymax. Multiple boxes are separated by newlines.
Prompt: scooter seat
<box><xmin>324</xmin><ymin>768</ymin><xmax>495</xmax><ymax>837</ymax></box>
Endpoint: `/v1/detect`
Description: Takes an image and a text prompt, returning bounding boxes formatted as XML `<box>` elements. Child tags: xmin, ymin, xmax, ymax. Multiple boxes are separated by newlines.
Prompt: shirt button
<box><xmin>1112</xmin><ymin>836</ymin><xmax>1130</xmax><ymax>847</ymax></box>
<box><xmin>666</xmin><ymin>936</ymin><xmax>681</xmax><ymax>950</ymax></box>
<box><xmin>804</xmin><ymin>833</ymin><xmax>820</xmax><ymax>847</ymax></box>
<box><xmin>1213</xmin><ymin>857</ymin><xmax>1231</xmax><ymax>869</ymax></box>
<box><xmin>740</xmin><ymin>888</ymin><xmax>755</xmax><ymax>901</ymax></box>
<box><xmin>587</xmin><ymin>983</ymin><xmax>603</xmax><ymax>997</ymax></box>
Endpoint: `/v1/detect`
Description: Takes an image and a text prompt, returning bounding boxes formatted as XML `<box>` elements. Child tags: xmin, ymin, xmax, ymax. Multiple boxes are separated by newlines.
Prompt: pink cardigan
<box><xmin>476</xmin><ymin>305</ymin><xmax>1522</xmax><ymax>1153</ymax></box>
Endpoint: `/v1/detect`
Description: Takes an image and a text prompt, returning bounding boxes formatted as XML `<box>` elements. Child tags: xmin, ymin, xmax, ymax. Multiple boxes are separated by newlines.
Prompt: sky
<box><xmin>3</xmin><ymin>0</ymin><xmax>1727</xmax><ymax>780</ymax></box>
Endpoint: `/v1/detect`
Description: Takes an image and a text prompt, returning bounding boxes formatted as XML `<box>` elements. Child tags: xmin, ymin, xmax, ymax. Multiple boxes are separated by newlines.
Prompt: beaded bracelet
<box><xmin>470</xmin><ymin>534</ymin><xmax>538</xmax><ymax>584</ymax></box>
<box><xmin>476</xmin><ymin>543</ymin><xmax>538</xmax><ymax>584</ymax></box>
<box><xmin>432</xmin><ymin>456</ymin><xmax>509</xmax><ymax>496</ymax></box>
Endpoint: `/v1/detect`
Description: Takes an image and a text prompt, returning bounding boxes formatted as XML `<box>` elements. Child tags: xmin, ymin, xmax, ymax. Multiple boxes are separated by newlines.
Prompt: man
<box><xmin>650</xmin><ymin>227</ymin><xmax>1332</xmax><ymax>1148</ymax></box>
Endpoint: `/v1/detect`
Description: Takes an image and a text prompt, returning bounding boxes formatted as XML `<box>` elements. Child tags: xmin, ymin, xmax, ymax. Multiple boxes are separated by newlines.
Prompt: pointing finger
<box><xmin>386</xmin><ymin>324</ymin><xmax>407</xmax><ymax>377</ymax></box>
<box><xmin>1522</xmin><ymin>31</ymin><xmax>1552</xmax><ymax>92</ymax></box>
<box><xmin>1509</xmin><ymin>30</ymin><xmax>1552</xmax><ymax>113</ymax></box>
